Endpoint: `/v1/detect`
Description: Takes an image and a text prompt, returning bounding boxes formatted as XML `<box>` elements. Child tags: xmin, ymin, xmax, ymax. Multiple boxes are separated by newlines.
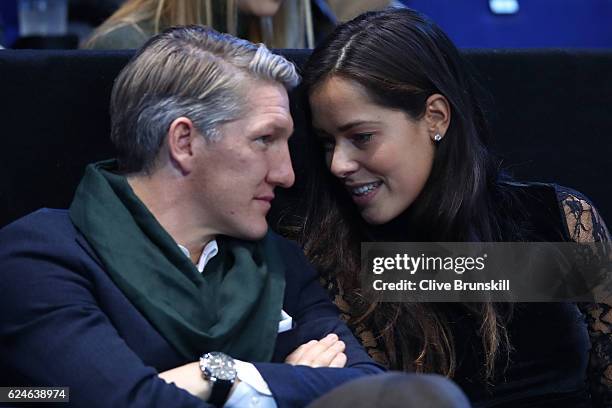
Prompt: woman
<box><xmin>299</xmin><ymin>8</ymin><xmax>611</xmax><ymax>407</ymax></box>
<box><xmin>83</xmin><ymin>0</ymin><xmax>322</xmax><ymax>49</ymax></box>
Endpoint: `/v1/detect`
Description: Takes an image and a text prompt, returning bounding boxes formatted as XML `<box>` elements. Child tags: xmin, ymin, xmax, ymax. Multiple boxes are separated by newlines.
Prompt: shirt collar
<box><xmin>178</xmin><ymin>239</ymin><xmax>219</xmax><ymax>273</ymax></box>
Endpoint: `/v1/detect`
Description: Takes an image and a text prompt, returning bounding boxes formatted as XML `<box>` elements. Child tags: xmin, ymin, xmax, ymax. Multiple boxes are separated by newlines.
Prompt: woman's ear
<box><xmin>424</xmin><ymin>93</ymin><xmax>451</xmax><ymax>140</ymax></box>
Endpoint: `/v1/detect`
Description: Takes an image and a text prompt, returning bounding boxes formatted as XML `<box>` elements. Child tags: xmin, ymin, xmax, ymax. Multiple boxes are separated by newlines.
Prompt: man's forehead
<box><xmin>243</xmin><ymin>79</ymin><xmax>290</xmax><ymax>108</ymax></box>
<box><xmin>218</xmin><ymin>90</ymin><xmax>293</xmax><ymax>139</ymax></box>
<box><xmin>243</xmin><ymin>111</ymin><xmax>294</xmax><ymax>139</ymax></box>
<box><xmin>239</xmin><ymin>81</ymin><xmax>293</xmax><ymax>127</ymax></box>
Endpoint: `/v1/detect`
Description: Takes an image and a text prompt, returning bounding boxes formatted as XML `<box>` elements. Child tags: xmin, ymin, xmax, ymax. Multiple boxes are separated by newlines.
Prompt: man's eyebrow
<box><xmin>253</xmin><ymin>120</ymin><xmax>293</xmax><ymax>134</ymax></box>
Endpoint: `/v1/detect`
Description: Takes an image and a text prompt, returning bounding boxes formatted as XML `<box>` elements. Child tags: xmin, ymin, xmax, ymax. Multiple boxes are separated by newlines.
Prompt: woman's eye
<box><xmin>321</xmin><ymin>139</ymin><xmax>335</xmax><ymax>152</ymax></box>
<box><xmin>352</xmin><ymin>133</ymin><xmax>373</xmax><ymax>145</ymax></box>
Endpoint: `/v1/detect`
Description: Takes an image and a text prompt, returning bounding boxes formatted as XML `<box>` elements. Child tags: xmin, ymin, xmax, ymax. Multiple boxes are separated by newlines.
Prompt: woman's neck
<box><xmin>365</xmin><ymin>208</ymin><xmax>426</xmax><ymax>242</ymax></box>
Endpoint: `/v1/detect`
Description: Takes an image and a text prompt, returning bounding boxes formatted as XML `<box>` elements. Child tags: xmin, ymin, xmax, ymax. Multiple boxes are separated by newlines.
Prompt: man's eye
<box><xmin>351</xmin><ymin>133</ymin><xmax>373</xmax><ymax>145</ymax></box>
<box><xmin>255</xmin><ymin>135</ymin><xmax>272</xmax><ymax>145</ymax></box>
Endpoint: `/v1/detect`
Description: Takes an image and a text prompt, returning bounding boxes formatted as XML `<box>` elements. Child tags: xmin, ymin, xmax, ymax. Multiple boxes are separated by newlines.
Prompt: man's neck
<box><xmin>126</xmin><ymin>173</ymin><xmax>214</xmax><ymax>264</ymax></box>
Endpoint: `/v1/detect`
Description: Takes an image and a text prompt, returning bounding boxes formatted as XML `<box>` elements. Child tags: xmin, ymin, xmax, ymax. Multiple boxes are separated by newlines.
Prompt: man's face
<box><xmin>190</xmin><ymin>79</ymin><xmax>295</xmax><ymax>241</ymax></box>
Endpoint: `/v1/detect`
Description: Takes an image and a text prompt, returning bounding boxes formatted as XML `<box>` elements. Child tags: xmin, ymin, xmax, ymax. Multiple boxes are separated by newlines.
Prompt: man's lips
<box><xmin>254</xmin><ymin>195</ymin><xmax>275</xmax><ymax>202</ymax></box>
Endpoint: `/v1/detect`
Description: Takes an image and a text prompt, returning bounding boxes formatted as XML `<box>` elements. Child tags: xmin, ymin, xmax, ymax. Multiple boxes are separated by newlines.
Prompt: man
<box><xmin>0</xmin><ymin>26</ymin><xmax>383</xmax><ymax>407</ymax></box>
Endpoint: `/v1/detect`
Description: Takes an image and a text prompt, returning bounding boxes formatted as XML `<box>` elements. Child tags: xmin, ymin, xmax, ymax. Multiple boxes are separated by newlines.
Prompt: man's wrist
<box><xmin>158</xmin><ymin>362</ymin><xmax>212</xmax><ymax>400</ymax></box>
<box><xmin>193</xmin><ymin>362</ymin><xmax>213</xmax><ymax>400</ymax></box>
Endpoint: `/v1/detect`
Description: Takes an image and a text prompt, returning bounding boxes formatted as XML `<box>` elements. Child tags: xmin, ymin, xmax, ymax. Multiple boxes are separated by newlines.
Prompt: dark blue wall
<box><xmin>401</xmin><ymin>0</ymin><xmax>612</xmax><ymax>48</ymax></box>
<box><xmin>0</xmin><ymin>1</ymin><xmax>18</xmax><ymax>47</ymax></box>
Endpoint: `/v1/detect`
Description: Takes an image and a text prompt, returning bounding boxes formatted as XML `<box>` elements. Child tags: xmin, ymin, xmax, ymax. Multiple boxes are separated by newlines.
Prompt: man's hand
<box><xmin>285</xmin><ymin>333</ymin><xmax>347</xmax><ymax>368</ymax></box>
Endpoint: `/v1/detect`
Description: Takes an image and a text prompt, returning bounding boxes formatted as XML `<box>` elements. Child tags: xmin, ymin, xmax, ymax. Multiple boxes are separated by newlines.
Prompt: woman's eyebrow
<box><xmin>313</xmin><ymin>119</ymin><xmax>381</xmax><ymax>136</ymax></box>
<box><xmin>312</xmin><ymin>127</ymin><xmax>332</xmax><ymax>137</ymax></box>
<box><xmin>337</xmin><ymin>120</ymin><xmax>380</xmax><ymax>132</ymax></box>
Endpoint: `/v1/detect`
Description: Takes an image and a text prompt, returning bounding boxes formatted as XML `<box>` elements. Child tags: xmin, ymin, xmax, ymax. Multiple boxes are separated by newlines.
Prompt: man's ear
<box><xmin>424</xmin><ymin>94</ymin><xmax>451</xmax><ymax>139</ymax></box>
<box><xmin>167</xmin><ymin>117</ymin><xmax>199</xmax><ymax>174</ymax></box>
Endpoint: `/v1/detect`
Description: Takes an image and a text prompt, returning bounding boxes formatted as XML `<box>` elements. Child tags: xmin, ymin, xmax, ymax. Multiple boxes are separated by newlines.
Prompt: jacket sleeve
<box><xmin>254</xmin><ymin>237</ymin><xmax>385</xmax><ymax>408</ymax></box>
<box><xmin>0</xmin><ymin>214</ymin><xmax>211</xmax><ymax>408</ymax></box>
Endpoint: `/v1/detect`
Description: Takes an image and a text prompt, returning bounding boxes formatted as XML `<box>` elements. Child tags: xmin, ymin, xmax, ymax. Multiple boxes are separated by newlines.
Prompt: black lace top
<box><xmin>558</xmin><ymin>187</ymin><xmax>611</xmax><ymax>408</ymax></box>
<box><xmin>322</xmin><ymin>183</ymin><xmax>611</xmax><ymax>407</ymax></box>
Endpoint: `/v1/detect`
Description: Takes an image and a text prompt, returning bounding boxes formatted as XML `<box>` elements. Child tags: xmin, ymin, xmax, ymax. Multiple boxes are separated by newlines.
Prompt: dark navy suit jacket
<box><xmin>0</xmin><ymin>209</ymin><xmax>383</xmax><ymax>407</ymax></box>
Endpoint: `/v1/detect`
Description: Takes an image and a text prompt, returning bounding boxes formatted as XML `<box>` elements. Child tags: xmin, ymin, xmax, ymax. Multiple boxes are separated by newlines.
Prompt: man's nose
<box><xmin>329</xmin><ymin>145</ymin><xmax>358</xmax><ymax>179</ymax></box>
<box><xmin>268</xmin><ymin>143</ymin><xmax>295</xmax><ymax>188</ymax></box>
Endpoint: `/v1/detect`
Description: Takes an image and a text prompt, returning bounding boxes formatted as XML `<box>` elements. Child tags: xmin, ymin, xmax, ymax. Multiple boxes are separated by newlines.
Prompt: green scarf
<box><xmin>69</xmin><ymin>160</ymin><xmax>285</xmax><ymax>362</ymax></box>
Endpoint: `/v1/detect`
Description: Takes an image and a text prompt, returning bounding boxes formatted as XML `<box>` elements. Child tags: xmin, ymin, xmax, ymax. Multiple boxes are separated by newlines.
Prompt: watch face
<box><xmin>200</xmin><ymin>352</ymin><xmax>237</xmax><ymax>381</ymax></box>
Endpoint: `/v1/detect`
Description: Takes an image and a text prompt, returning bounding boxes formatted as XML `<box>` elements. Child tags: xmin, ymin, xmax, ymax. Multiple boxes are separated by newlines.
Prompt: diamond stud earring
<box><xmin>433</xmin><ymin>133</ymin><xmax>442</xmax><ymax>142</ymax></box>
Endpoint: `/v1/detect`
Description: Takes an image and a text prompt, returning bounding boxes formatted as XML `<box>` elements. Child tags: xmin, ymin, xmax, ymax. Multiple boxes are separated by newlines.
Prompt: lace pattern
<box><xmin>558</xmin><ymin>188</ymin><xmax>611</xmax><ymax>243</ymax></box>
<box><xmin>320</xmin><ymin>276</ymin><xmax>390</xmax><ymax>367</ymax></box>
<box><xmin>557</xmin><ymin>186</ymin><xmax>612</xmax><ymax>407</ymax></box>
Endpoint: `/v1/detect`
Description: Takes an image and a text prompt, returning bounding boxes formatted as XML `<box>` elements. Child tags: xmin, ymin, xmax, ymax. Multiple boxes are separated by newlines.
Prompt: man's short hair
<box><xmin>110</xmin><ymin>25</ymin><xmax>300</xmax><ymax>173</ymax></box>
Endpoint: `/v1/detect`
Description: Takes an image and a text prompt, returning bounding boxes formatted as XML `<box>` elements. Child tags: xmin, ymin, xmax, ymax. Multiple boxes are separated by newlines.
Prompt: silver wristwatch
<box><xmin>199</xmin><ymin>351</ymin><xmax>237</xmax><ymax>407</ymax></box>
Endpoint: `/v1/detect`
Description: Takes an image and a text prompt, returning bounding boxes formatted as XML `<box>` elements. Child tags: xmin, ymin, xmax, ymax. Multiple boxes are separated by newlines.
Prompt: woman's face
<box><xmin>309</xmin><ymin>77</ymin><xmax>437</xmax><ymax>225</ymax></box>
<box><xmin>237</xmin><ymin>0</ymin><xmax>283</xmax><ymax>17</ymax></box>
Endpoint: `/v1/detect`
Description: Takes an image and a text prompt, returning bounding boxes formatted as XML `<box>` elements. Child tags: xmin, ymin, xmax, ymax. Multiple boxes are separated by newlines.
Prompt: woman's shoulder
<box><xmin>499</xmin><ymin>181</ymin><xmax>610</xmax><ymax>242</ymax></box>
<box><xmin>84</xmin><ymin>21</ymin><xmax>153</xmax><ymax>50</ymax></box>
<box><xmin>553</xmin><ymin>185</ymin><xmax>611</xmax><ymax>242</ymax></box>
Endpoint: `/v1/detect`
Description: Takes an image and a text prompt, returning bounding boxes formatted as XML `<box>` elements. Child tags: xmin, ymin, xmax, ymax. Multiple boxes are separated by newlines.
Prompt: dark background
<box><xmin>1</xmin><ymin>49</ymin><xmax>611</xmax><ymax>228</ymax></box>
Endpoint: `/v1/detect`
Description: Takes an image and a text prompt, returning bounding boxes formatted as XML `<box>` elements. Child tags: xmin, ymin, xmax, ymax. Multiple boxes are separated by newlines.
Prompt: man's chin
<box><xmin>235</xmin><ymin>224</ymin><xmax>269</xmax><ymax>241</ymax></box>
<box><xmin>249</xmin><ymin>229</ymin><xmax>268</xmax><ymax>241</ymax></box>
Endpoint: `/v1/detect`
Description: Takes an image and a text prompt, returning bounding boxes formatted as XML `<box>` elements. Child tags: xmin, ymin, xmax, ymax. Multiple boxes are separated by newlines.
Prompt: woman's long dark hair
<box><xmin>297</xmin><ymin>8</ymin><xmax>522</xmax><ymax>379</ymax></box>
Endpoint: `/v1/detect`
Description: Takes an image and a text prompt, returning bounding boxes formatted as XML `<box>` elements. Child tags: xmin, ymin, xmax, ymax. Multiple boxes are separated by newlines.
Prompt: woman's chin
<box><xmin>360</xmin><ymin>209</ymin><xmax>392</xmax><ymax>225</ymax></box>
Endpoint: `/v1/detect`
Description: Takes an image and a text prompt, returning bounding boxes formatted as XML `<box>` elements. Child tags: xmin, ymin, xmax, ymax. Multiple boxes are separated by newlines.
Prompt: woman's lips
<box><xmin>346</xmin><ymin>181</ymin><xmax>382</xmax><ymax>206</ymax></box>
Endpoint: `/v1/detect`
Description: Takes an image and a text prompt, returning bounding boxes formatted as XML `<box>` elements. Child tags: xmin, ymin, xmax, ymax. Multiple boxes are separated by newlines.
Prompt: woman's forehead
<box><xmin>309</xmin><ymin>77</ymin><xmax>389</xmax><ymax>129</ymax></box>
